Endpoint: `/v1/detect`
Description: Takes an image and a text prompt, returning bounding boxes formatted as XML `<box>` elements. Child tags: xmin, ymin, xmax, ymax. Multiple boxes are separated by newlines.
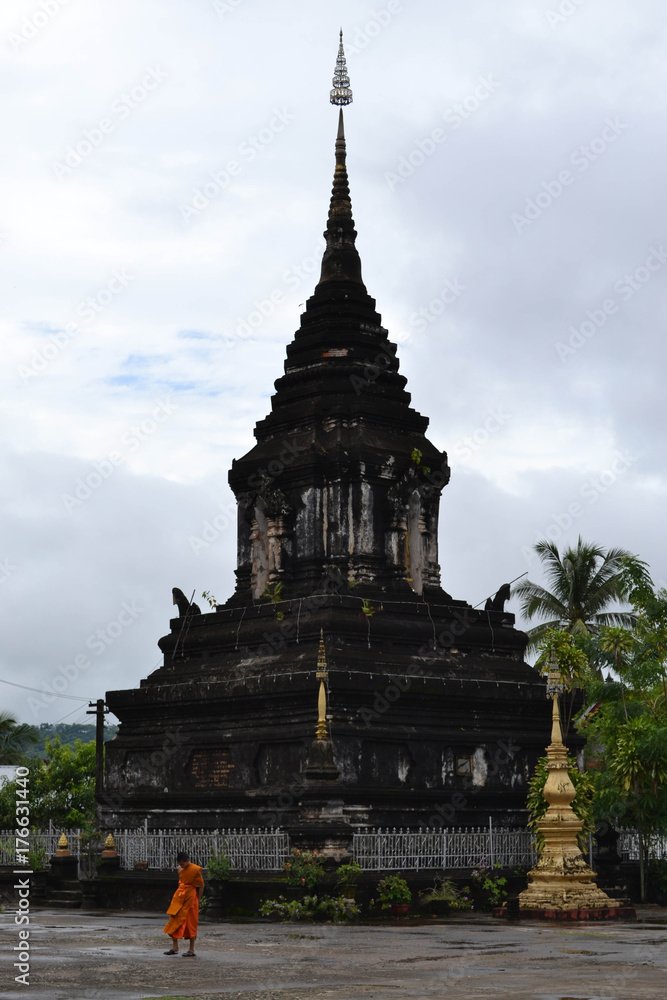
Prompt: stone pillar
<box><xmin>50</xmin><ymin>832</ymin><xmax>79</xmax><ymax>883</ymax></box>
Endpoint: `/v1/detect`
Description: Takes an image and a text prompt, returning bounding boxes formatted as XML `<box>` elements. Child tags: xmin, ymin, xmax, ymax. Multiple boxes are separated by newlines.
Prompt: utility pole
<box><xmin>86</xmin><ymin>699</ymin><xmax>107</xmax><ymax>800</ymax></box>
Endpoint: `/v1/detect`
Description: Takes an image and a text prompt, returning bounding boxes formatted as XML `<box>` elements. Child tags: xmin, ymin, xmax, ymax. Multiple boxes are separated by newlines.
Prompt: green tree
<box><xmin>26</xmin><ymin>722</ymin><xmax>117</xmax><ymax>758</ymax></box>
<box><xmin>0</xmin><ymin>713</ymin><xmax>39</xmax><ymax>764</ymax></box>
<box><xmin>0</xmin><ymin>737</ymin><xmax>96</xmax><ymax>829</ymax></box>
<box><xmin>513</xmin><ymin>538</ymin><xmax>636</xmax><ymax>653</ymax></box>
<box><xmin>576</xmin><ymin>564</ymin><xmax>667</xmax><ymax>901</ymax></box>
<box><xmin>582</xmin><ymin>690</ymin><xmax>667</xmax><ymax>902</ymax></box>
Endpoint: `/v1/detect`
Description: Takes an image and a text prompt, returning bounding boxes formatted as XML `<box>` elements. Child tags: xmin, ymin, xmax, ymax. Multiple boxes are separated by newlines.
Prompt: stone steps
<box><xmin>604</xmin><ymin>886</ymin><xmax>632</xmax><ymax>906</ymax></box>
<box><xmin>43</xmin><ymin>883</ymin><xmax>82</xmax><ymax>908</ymax></box>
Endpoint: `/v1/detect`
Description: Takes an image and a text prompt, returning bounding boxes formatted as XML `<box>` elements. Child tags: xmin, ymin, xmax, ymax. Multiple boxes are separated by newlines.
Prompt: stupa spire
<box><xmin>317</xmin><ymin>31</ymin><xmax>363</xmax><ymax>288</ymax></box>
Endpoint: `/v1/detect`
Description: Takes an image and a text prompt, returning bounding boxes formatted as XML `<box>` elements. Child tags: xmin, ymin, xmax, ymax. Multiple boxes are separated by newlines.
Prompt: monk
<box><xmin>163</xmin><ymin>851</ymin><xmax>205</xmax><ymax>956</ymax></box>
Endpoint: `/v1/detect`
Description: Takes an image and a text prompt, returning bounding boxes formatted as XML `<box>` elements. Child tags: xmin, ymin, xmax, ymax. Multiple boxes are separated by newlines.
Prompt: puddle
<box><xmin>535</xmin><ymin>995</ymin><xmax>617</xmax><ymax>1000</ymax></box>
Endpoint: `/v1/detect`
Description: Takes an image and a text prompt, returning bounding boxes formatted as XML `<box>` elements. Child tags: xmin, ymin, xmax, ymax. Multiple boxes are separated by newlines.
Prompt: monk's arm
<box><xmin>193</xmin><ymin>865</ymin><xmax>205</xmax><ymax>899</ymax></box>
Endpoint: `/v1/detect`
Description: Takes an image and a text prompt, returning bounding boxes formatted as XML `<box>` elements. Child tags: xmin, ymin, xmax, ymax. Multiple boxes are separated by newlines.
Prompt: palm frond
<box><xmin>592</xmin><ymin>611</ymin><xmax>638</xmax><ymax>629</ymax></box>
<box><xmin>523</xmin><ymin>620</ymin><xmax>564</xmax><ymax>654</ymax></box>
<box><xmin>512</xmin><ymin>579</ymin><xmax>569</xmax><ymax>622</ymax></box>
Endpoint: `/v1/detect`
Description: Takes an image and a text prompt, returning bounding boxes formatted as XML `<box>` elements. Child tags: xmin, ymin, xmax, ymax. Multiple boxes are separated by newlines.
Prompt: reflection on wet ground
<box><xmin>1</xmin><ymin>907</ymin><xmax>666</xmax><ymax>1000</ymax></box>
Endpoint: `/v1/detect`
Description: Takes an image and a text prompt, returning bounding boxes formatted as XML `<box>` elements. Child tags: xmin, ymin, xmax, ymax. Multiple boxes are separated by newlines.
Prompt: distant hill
<box><xmin>26</xmin><ymin>722</ymin><xmax>118</xmax><ymax>758</ymax></box>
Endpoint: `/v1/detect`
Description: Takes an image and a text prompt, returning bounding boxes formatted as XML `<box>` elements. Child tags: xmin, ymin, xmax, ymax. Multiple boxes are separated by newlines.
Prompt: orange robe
<box><xmin>163</xmin><ymin>863</ymin><xmax>205</xmax><ymax>939</ymax></box>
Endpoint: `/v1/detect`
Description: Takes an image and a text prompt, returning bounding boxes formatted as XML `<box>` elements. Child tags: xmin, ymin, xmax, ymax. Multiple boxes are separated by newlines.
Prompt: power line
<box><xmin>0</xmin><ymin>678</ymin><xmax>93</xmax><ymax>701</ymax></box>
<box><xmin>473</xmin><ymin>571</ymin><xmax>528</xmax><ymax>609</ymax></box>
<box><xmin>53</xmin><ymin>704</ymin><xmax>91</xmax><ymax>726</ymax></box>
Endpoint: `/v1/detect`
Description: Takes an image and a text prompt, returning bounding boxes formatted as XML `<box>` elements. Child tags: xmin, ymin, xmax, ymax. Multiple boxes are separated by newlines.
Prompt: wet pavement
<box><xmin>1</xmin><ymin>906</ymin><xmax>667</xmax><ymax>999</ymax></box>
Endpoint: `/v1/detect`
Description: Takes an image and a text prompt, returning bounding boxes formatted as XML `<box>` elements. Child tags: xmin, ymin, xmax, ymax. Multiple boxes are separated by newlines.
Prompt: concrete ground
<box><xmin>1</xmin><ymin>907</ymin><xmax>667</xmax><ymax>1000</ymax></box>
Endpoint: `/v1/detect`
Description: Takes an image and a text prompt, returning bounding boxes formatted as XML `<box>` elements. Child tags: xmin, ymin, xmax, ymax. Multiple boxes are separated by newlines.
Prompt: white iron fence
<box><xmin>0</xmin><ymin>827</ymin><xmax>289</xmax><ymax>871</ymax></box>
<box><xmin>0</xmin><ymin>827</ymin><xmax>80</xmax><ymax>865</ymax></box>
<box><xmin>4</xmin><ymin>826</ymin><xmax>666</xmax><ymax>872</ymax></box>
<box><xmin>111</xmin><ymin>828</ymin><xmax>290</xmax><ymax>871</ymax></box>
<box><xmin>618</xmin><ymin>831</ymin><xmax>667</xmax><ymax>862</ymax></box>
<box><xmin>353</xmin><ymin>826</ymin><xmax>538</xmax><ymax>870</ymax></box>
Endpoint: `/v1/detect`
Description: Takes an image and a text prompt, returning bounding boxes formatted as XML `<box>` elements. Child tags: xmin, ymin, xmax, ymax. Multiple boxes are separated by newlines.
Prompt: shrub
<box><xmin>335</xmin><ymin>861</ymin><xmax>363</xmax><ymax>887</ymax></box>
<box><xmin>259</xmin><ymin>894</ymin><xmax>358</xmax><ymax>923</ymax></box>
<box><xmin>284</xmin><ymin>848</ymin><xmax>326</xmax><ymax>889</ymax></box>
<box><xmin>470</xmin><ymin>863</ymin><xmax>508</xmax><ymax>910</ymax></box>
<box><xmin>206</xmin><ymin>850</ymin><xmax>232</xmax><ymax>880</ymax></box>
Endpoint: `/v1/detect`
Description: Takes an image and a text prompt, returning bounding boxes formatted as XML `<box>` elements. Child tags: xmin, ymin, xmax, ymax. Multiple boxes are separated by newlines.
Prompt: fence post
<box><xmin>488</xmin><ymin>817</ymin><xmax>494</xmax><ymax>867</ymax></box>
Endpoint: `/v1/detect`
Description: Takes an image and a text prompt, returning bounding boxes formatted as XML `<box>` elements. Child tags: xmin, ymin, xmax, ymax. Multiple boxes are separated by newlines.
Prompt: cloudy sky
<box><xmin>2</xmin><ymin>0</ymin><xmax>666</xmax><ymax>727</ymax></box>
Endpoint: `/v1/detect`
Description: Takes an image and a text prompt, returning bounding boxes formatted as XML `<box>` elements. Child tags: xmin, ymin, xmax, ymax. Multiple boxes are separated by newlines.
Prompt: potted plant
<box><xmin>335</xmin><ymin>861</ymin><xmax>363</xmax><ymax>901</ymax></box>
<box><xmin>377</xmin><ymin>874</ymin><xmax>411</xmax><ymax>914</ymax></box>
<box><xmin>448</xmin><ymin>886</ymin><xmax>474</xmax><ymax>912</ymax></box>
<box><xmin>205</xmin><ymin>850</ymin><xmax>232</xmax><ymax>919</ymax></box>
<box><xmin>418</xmin><ymin>875</ymin><xmax>460</xmax><ymax>916</ymax></box>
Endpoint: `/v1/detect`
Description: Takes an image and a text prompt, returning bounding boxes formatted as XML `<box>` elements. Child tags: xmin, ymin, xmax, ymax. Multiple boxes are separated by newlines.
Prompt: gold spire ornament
<box><xmin>519</xmin><ymin>652</ymin><xmax>619</xmax><ymax>913</ymax></box>
<box><xmin>102</xmin><ymin>832</ymin><xmax>119</xmax><ymax>858</ymax></box>
<box><xmin>315</xmin><ymin>628</ymin><xmax>329</xmax><ymax>739</ymax></box>
<box><xmin>330</xmin><ymin>30</ymin><xmax>353</xmax><ymax>105</ymax></box>
<box><xmin>302</xmin><ymin>629</ymin><xmax>340</xmax><ymax>781</ymax></box>
<box><xmin>55</xmin><ymin>832</ymin><xmax>71</xmax><ymax>856</ymax></box>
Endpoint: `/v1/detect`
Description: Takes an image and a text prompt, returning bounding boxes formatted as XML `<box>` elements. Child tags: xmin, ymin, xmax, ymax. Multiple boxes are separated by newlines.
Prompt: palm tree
<box><xmin>513</xmin><ymin>537</ymin><xmax>636</xmax><ymax>654</ymax></box>
<box><xmin>0</xmin><ymin>712</ymin><xmax>39</xmax><ymax>765</ymax></box>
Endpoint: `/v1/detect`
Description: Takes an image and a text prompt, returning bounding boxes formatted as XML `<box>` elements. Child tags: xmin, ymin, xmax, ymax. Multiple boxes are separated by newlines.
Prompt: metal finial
<box><xmin>330</xmin><ymin>30</ymin><xmax>353</xmax><ymax>106</ymax></box>
<box><xmin>545</xmin><ymin>647</ymin><xmax>565</xmax><ymax>698</ymax></box>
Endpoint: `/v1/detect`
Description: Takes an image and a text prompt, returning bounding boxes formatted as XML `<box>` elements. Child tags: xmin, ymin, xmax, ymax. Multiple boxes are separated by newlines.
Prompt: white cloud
<box><xmin>2</xmin><ymin>0</ymin><xmax>666</xmax><ymax>721</ymax></box>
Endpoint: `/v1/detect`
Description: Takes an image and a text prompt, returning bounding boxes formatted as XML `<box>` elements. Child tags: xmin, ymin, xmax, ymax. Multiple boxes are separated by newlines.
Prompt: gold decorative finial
<box><xmin>330</xmin><ymin>30</ymin><xmax>353</xmax><ymax>106</ymax></box>
<box><xmin>102</xmin><ymin>832</ymin><xmax>119</xmax><ymax>858</ymax></box>
<box><xmin>315</xmin><ymin>628</ymin><xmax>329</xmax><ymax>739</ymax></box>
<box><xmin>55</xmin><ymin>832</ymin><xmax>71</xmax><ymax>856</ymax></box>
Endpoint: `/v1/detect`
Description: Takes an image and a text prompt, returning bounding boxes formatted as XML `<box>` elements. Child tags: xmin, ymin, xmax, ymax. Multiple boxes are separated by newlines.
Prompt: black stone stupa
<box><xmin>102</xmin><ymin>36</ymin><xmax>549</xmax><ymax>843</ymax></box>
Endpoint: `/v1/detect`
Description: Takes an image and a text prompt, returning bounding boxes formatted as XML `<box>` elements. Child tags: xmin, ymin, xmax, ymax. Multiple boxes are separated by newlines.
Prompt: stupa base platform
<box><xmin>495</xmin><ymin>904</ymin><xmax>636</xmax><ymax>921</ymax></box>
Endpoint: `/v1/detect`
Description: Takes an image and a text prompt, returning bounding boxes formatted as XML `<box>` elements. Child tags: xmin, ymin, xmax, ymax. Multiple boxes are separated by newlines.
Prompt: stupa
<box><xmin>102</xmin><ymin>35</ymin><xmax>550</xmax><ymax>843</ymax></box>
